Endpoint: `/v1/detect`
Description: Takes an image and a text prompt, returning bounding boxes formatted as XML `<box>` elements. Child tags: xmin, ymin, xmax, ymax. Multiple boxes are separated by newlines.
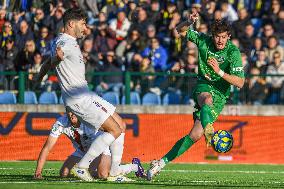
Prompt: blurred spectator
<box><xmin>81</xmin><ymin>38</ymin><xmax>102</xmax><ymax>84</ymax></box>
<box><xmin>15</xmin><ymin>39</ymin><xmax>36</xmax><ymax>71</ymax></box>
<box><xmin>264</xmin><ymin>35</ymin><xmax>284</xmax><ymax>62</ymax></box>
<box><xmin>232</xmin><ymin>8</ymin><xmax>251</xmax><ymax>39</ymax></box>
<box><xmin>266</xmin><ymin>51</ymin><xmax>284</xmax><ymax>104</ymax></box>
<box><xmin>15</xmin><ymin>20</ymin><xmax>34</xmax><ymax>50</ymax></box>
<box><xmin>11</xmin><ymin>11</ymin><xmax>25</xmax><ymax>33</ymax></box>
<box><xmin>239</xmin><ymin>23</ymin><xmax>256</xmax><ymax>56</ymax></box>
<box><xmin>169</xmin><ymin>28</ymin><xmax>182</xmax><ymax>58</ymax></box>
<box><xmin>0</xmin><ymin>9</ymin><xmax>6</xmax><ymax>32</ymax></box>
<box><xmin>129</xmin><ymin>7</ymin><xmax>152</xmax><ymax>34</ymax></box>
<box><xmin>161</xmin><ymin>2</ymin><xmax>178</xmax><ymax>29</ymax></box>
<box><xmin>220</xmin><ymin>0</ymin><xmax>238</xmax><ymax>23</ymax></box>
<box><xmin>36</xmin><ymin>26</ymin><xmax>52</xmax><ymax>59</ymax></box>
<box><xmin>95</xmin><ymin>51</ymin><xmax>123</xmax><ymax>95</ymax></box>
<box><xmin>115</xmin><ymin>29</ymin><xmax>145</xmax><ymax>64</ymax></box>
<box><xmin>109</xmin><ymin>10</ymin><xmax>131</xmax><ymax>42</ymax></box>
<box><xmin>259</xmin><ymin>23</ymin><xmax>276</xmax><ymax>47</ymax></box>
<box><xmin>275</xmin><ymin>9</ymin><xmax>284</xmax><ymax>41</ymax></box>
<box><xmin>203</xmin><ymin>0</ymin><xmax>217</xmax><ymax>24</ymax></box>
<box><xmin>164</xmin><ymin>11</ymin><xmax>181</xmax><ymax>47</ymax></box>
<box><xmin>51</xmin><ymin>7</ymin><xmax>64</xmax><ymax>35</ymax></box>
<box><xmin>184</xmin><ymin>53</ymin><xmax>198</xmax><ymax>74</ymax></box>
<box><xmin>160</xmin><ymin>59</ymin><xmax>185</xmax><ymax>95</ymax></box>
<box><xmin>0</xmin><ymin>37</ymin><xmax>18</xmax><ymax>72</ymax></box>
<box><xmin>197</xmin><ymin>23</ymin><xmax>208</xmax><ymax>34</ymax></box>
<box><xmin>28</xmin><ymin>51</ymin><xmax>47</xmax><ymax>90</ymax></box>
<box><xmin>93</xmin><ymin>22</ymin><xmax>117</xmax><ymax>59</ymax></box>
<box><xmin>148</xmin><ymin>0</ymin><xmax>162</xmax><ymax>28</ymax></box>
<box><xmin>126</xmin><ymin>1</ymin><xmax>137</xmax><ymax>22</ymax></box>
<box><xmin>267</xmin><ymin>0</ymin><xmax>281</xmax><ymax>24</ymax></box>
<box><xmin>240</xmin><ymin>67</ymin><xmax>268</xmax><ymax>105</ymax></box>
<box><xmin>100</xmin><ymin>0</ymin><xmax>117</xmax><ymax>20</ymax></box>
<box><xmin>136</xmin><ymin>57</ymin><xmax>155</xmax><ymax>95</ymax></box>
<box><xmin>241</xmin><ymin>53</ymin><xmax>250</xmax><ymax>74</ymax></box>
<box><xmin>214</xmin><ymin>9</ymin><xmax>223</xmax><ymax>20</ymax></box>
<box><xmin>250</xmin><ymin>37</ymin><xmax>263</xmax><ymax>62</ymax></box>
<box><xmin>0</xmin><ymin>21</ymin><xmax>14</xmax><ymax>47</ymax></box>
<box><xmin>32</xmin><ymin>8</ymin><xmax>52</xmax><ymax>35</ymax></box>
<box><xmin>252</xmin><ymin>50</ymin><xmax>269</xmax><ymax>74</ymax></box>
<box><xmin>141</xmin><ymin>37</ymin><xmax>168</xmax><ymax>72</ymax></box>
<box><xmin>77</xmin><ymin>0</ymin><xmax>99</xmax><ymax>17</ymax></box>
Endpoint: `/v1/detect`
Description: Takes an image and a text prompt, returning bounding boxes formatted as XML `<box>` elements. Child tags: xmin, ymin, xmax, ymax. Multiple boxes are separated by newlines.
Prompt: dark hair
<box><xmin>210</xmin><ymin>19</ymin><xmax>231</xmax><ymax>36</ymax></box>
<box><xmin>63</xmin><ymin>8</ymin><xmax>86</xmax><ymax>26</ymax></box>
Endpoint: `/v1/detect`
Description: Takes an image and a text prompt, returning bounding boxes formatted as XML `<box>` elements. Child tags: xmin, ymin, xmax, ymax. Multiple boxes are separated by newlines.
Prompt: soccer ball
<box><xmin>211</xmin><ymin>130</ymin><xmax>233</xmax><ymax>153</ymax></box>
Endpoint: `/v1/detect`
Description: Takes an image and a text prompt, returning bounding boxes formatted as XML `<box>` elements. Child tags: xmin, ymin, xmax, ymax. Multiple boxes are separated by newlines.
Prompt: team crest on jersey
<box><xmin>57</xmin><ymin>41</ymin><xmax>65</xmax><ymax>47</ymax></box>
<box><xmin>208</xmin><ymin>51</ymin><xmax>225</xmax><ymax>64</ymax></box>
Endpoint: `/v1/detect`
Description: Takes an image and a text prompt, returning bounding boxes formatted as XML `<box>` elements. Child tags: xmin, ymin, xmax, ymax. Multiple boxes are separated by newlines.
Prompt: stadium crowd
<box><xmin>0</xmin><ymin>0</ymin><xmax>284</xmax><ymax>104</ymax></box>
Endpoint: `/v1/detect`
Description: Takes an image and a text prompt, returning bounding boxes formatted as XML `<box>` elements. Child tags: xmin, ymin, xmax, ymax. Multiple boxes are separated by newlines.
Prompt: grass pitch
<box><xmin>0</xmin><ymin>161</ymin><xmax>283</xmax><ymax>189</ymax></box>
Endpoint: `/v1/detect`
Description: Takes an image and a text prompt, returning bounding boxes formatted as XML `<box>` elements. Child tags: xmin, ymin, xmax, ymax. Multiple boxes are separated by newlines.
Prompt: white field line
<box><xmin>162</xmin><ymin>169</ymin><xmax>284</xmax><ymax>174</ymax></box>
<box><xmin>0</xmin><ymin>181</ymin><xmax>81</xmax><ymax>184</ymax></box>
<box><xmin>1</xmin><ymin>167</ymin><xmax>284</xmax><ymax>174</ymax></box>
<box><xmin>0</xmin><ymin>180</ymin><xmax>283</xmax><ymax>185</ymax></box>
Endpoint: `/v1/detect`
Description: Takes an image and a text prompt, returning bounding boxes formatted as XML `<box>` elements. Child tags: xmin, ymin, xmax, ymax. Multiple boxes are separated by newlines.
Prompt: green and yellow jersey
<box><xmin>186</xmin><ymin>29</ymin><xmax>244</xmax><ymax>99</ymax></box>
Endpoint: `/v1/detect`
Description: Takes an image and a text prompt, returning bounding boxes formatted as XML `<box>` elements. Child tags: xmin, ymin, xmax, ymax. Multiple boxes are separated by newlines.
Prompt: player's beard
<box><xmin>74</xmin><ymin>25</ymin><xmax>85</xmax><ymax>39</ymax></box>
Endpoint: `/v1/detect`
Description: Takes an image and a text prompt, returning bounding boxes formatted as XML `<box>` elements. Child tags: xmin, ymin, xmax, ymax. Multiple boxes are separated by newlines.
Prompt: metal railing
<box><xmin>1</xmin><ymin>71</ymin><xmax>284</xmax><ymax>105</ymax></box>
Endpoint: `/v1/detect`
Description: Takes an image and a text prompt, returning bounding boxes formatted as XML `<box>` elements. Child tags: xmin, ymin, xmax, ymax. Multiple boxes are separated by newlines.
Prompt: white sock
<box><xmin>109</xmin><ymin>164</ymin><xmax>138</xmax><ymax>176</ymax></box>
<box><xmin>159</xmin><ymin>159</ymin><xmax>166</xmax><ymax>169</ymax></box>
<box><xmin>109</xmin><ymin>133</ymin><xmax>125</xmax><ymax>176</ymax></box>
<box><xmin>78</xmin><ymin>132</ymin><xmax>115</xmax><ymax>169</ymax></box>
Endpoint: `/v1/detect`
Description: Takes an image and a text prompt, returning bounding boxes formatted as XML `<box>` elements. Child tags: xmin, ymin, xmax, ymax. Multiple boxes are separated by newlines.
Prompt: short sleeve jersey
<box><xmin>50</xmin><ymin>114</ymin><xmax>102</xmax><ymax>153</ymax></box>
<box><xmin>186</xmin><ymin>29</ymin><xmax>244</xmax><ymax>98</ymax></box>
<box><xmin>51</xmin><ymin>33</ymin><xmax>89</xmax><ymax>104</ymax></box>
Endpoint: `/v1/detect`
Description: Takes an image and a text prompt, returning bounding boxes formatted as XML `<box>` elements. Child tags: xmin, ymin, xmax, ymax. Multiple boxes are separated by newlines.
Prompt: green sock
<box><xmin>200</xmin><ymin>104</ymin><xmax>214</xmax><ymax>129</ymax></box>
<box><xmin>162</xmin><ymin>135</ymin><xmax>194</xmax><ymax>164</ymax></box>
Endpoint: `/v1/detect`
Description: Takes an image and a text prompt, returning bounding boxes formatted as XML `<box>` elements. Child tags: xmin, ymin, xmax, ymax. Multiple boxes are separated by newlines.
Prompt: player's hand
<box><xmin>56</xmin><ymin>47</ymin><xmax>64</xmax><ymax>61</ymax></box>
<box><xmin>207</xmin><ymin>57</ymin><xmax>220</xmax><ymax>73</ymax></box>
<box><xmin>188</xmin><ymin>12</ymin><xmax>199</xmax><ymax>23</ymax></box>
<box><xmin>34</xmin><ymin>172</ymin><xmax>43</xmax><ymax>179</ymax></box>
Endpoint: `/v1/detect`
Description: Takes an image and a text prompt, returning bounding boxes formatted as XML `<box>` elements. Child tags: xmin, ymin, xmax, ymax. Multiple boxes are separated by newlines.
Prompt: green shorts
<box><xmin>192</xmin><ymin>83</ymin><xmax>227</xmax><ymax>122</ymax></box>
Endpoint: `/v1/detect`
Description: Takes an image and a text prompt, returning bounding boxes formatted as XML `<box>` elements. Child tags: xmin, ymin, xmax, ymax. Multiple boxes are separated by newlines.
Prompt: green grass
<box><xmin>0</xmin><ymin>161</ymin><xmax>284</xmax><ymax>189</ymax></box>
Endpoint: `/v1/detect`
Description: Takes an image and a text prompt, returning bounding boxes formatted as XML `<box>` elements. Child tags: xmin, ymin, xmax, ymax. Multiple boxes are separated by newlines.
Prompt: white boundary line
<box><xmin>1</xmin><ymin>167</ymin><xmax>284</xmax><ymax>174</ymax></box>
<box><xmin>162</xmin><ymin>170</ymin><xmax>284</xmax><ymax>174</ymax></box>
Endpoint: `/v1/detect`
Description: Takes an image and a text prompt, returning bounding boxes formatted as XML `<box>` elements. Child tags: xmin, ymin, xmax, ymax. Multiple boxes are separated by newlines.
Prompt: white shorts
<box><xmin>72</xmin><ymin>147</ymin><xmax>111</xmax><ymax>158</ymax></box>
<box><xmin>66</xmin><ymin>92</ymin><xmax>116</xmax><ymax>130</ymax></box>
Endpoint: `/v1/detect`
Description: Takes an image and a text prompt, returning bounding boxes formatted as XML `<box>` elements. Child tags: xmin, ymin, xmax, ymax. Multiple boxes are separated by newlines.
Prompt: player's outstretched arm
<box><xmin>175</xmin><ymin>12</ymin><xmax>199</xmax><ymax>37</ymax></box>
<box><xmin>34</xmin><ymin>135</ymin><xmax>58</xmax><ymax>179</ymax></box>
<box><xmin>208</xmin><ymin>58</ymin><xmax>245</xmax><ymax>88</ymax></box>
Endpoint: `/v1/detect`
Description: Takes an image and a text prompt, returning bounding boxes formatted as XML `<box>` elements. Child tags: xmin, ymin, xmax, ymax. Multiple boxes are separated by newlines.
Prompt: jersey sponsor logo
<box><xmin>207</xmin><ymin>51</ymin><xmax>225</xmax><ymax>64</ymax></box>
<box><xmin>232</xmin><ymin>67</ymin><xmax>243</xmax><ymax>72</ymax></box>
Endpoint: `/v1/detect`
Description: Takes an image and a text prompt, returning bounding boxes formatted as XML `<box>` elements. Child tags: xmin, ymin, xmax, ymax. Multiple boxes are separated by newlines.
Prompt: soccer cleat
<box><xmin>132</xmin><ymin>157</ymin><xmax>145</xmax><ymax>178</ymax></box>
<box><xmin>204</xmin><ymin>123</ymin><xmax>214</xmax><ymax>147</ymax></box>
<box><xmin>71</xmin><ymin>165</ymin><xmax>93</xmax><ymax>181</ymax></box>
<box><xmin>107</xmin><ymin>175</ymin><xmax>134</xmax><ymax>182</ymax></box>
<box><xmin>146</xmin><ymin>160</ymin><xmax>162</xmax><ymax>181</ymax></box>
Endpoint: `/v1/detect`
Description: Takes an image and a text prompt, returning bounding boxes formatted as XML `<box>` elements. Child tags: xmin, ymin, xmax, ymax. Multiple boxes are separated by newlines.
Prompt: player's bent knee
<box><xmin>97</xmin><ymin>170</ymin><xmax>109</xmax><ymax>179</ymax></box>
<box><xmin>112</xmin><ymin>112</ymin><xmax>126</xmax><ymax>132</ymax></box>
<box><xmin>189</xmin><ymin>131</ymin><xmax>203</xmax><ymax>142</ymax></box>
<box><xmin>120</xmin><ymin>121</ymin><xmax>126</xmax><ymax>132</ymax></box>
<box><xmin>60</xmin><ymin>168</ymin><xmax>70</xmax><ymax>178</ymax></box>
<box><xmin>204</xmin><ymin>97</ymin><xmax>213</xmax><ymax>105</ymax></box>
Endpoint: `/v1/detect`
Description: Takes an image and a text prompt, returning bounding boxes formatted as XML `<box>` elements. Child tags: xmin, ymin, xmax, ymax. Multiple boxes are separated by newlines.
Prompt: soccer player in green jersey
<box><xmin>146</xmin><ymin>13</ymin><xmax>245</xmax><ymax>180</ymax></box>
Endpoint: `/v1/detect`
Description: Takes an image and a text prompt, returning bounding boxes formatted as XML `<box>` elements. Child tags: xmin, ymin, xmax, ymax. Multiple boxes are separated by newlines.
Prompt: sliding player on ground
<box><xmin>34</xmin><ymin>111</ymin><xmax>144</xmax><ymax>181</ymax></box>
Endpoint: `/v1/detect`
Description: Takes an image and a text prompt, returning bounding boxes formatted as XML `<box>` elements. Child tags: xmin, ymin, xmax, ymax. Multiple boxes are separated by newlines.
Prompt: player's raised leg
<box><xmin>147</xmin><ymin>92</ymin><xmax>215</xmax><ymax>180</ymax></box>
